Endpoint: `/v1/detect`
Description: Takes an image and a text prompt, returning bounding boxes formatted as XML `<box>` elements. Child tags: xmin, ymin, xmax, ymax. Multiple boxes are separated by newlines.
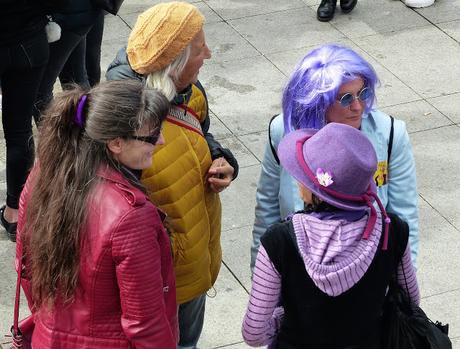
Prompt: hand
<box><xmin>207</xmin><ymin>157</ymin><xmax>234</xmax><ymax>193</ymax></box>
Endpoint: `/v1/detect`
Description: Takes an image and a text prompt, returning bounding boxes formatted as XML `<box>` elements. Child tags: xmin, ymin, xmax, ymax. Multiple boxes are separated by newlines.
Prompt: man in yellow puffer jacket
<box><xmin>106</xmin><ymin>2</ymin><xmax>239</xmax><ymax>348</ymax></box>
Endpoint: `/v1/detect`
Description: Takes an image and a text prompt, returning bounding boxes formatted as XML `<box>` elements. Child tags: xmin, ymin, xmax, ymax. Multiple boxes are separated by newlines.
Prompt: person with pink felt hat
<box><xmin>242</xmin><ymin>122</ymin><xmax>420</xmax><ymax>348</ymax></box>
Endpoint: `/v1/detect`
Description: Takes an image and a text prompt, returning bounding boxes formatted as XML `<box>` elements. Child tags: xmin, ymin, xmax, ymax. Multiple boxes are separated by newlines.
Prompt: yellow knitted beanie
<box><xmin>127</xmin><ymin>2</ymin><xmax>205</xmax><ymax>75</ymax></box>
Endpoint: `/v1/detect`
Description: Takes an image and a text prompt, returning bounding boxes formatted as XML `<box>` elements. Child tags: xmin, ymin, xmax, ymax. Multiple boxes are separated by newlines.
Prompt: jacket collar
<box><xmin>96</xmin><ymin>165</ymin><xmax>167</xmax><ymax>221</ymax></box>
<box><xmin>172</xmin><ymin>84</ymin><xmax>193</xmax><ymax>106</ymax></box>
<box><xmin>97</xmin><ymin>165</ymin><xmax>133</xmax><ymax>186</ymax></box>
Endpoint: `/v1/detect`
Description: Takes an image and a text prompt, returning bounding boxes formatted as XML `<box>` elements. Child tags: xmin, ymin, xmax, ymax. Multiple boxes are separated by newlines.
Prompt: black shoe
<box><xmin>340</xmin><ymin>0</ymin><xmax>358</xmax><ymax>13</ymax></box>
<box><xmin>0</xmin><ymin>205</ymin><xmax>17</xmax><ymax>242</ymax></box>
<box><xmin>317</xmin><ymin>0</ymin><xmax>337</xmax><ymax>22</ymax></box>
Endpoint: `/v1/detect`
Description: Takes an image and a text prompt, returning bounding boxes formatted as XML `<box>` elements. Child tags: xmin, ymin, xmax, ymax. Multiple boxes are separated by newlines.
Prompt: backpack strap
<box><xmin>268</xmin><ymin>114</ymin><xmax>280</xmax><ymax>165</ymax></box>
<box><xmin>387</xmin><ymin>116</ymin><xmax>394</xmax><ymax>164</ymax></box>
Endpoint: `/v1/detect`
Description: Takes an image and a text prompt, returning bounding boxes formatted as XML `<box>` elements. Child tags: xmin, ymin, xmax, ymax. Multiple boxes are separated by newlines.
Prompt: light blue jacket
<box><xmin>251</xmin><ymin>110</ymin><xmax>419</xmax><ymax>269</ymax></box>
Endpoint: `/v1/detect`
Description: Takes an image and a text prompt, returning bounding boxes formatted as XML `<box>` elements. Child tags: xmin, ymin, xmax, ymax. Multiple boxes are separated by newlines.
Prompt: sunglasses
<box><xmin>127</xmin><ymin>133</ymin><xmax>161</xmax><ymax>145</ymax></box>
<box><xmin>337</xmin><ymin>86</ymin><xmax>372</xmax><ymax>108</ymax></box>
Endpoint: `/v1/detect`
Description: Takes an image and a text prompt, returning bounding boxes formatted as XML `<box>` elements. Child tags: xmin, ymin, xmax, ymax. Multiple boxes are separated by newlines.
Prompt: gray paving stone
<box><xmin>266</xmin><ymin>39</ymin><xmax>422</xmax><ymax>108</ymax></box>
<box><xmin>329</xmin><ymin>0</ymin><xmax>429</xmax><ymax>37</ymax></box>
<box><xmin>300</xmin><ymin>0</ymin><xmax>322</xmax><ymax>5</ymax></box>
<box><xmin>210</xmin><ymin>112</ymin><xmax>234</xmax><ymax>140</ymax></box>
<box><xmin>229</xmin><ymin>8</ymin><xmax>345</xmax><ymax>55</ymax></box>
<box><xmin>381</xmin><ymin>100</ymin><xmax>454</xmax><ymax>133</ymax></box>
<box><xmin>119</xmin><ymin>0</ymin><xmax>220</xmax><ymax>28</ymax></box>
<box><xmin>266</xmin><ymin>38</ymin><xmax>354</xmax><ymax>76</ymax></box>
<box><xmin>220</xmin><ymin>165</ymin><xmax>260</xmax><ymax>232</ymax></box>
<box><xmin>414</xmin><ymin>0</ymin><xmax>460</xmax><ymax>24</ymax></box>
<box><xmin>100</xmin><ymin>37</ymin><xmax>129</xmax><ymax>79</ymax></box>
<box><xmin>0</xmin><ymin>241</ymin><xmax>29</xmax><ymax>347</ymax></box>
<box><xmin>217</xmin><ymin>137</ymin><xmax>259</xmax><ymax>168</ymax></box>
<box><xmin>421</xmin><ymin>289</ymin><xmax>460</xmax><ymax>340</ymax></box>
<box><xmin>0</xmin><ymin>139</ymin><xmax>5</xmax><ymax>164</ymax></box>
<box><xmin>411</xmin><ymin>125</ymin><xmax>460</xmax><ymax>228</ymax></box>
<box><xmin>205</xmin><ymin>22</ymin><xmax>261</xmax><ymax>63</ymax></box>
<box><xmin>198</xmin><ymin>265</ymin><xmax>249</xmax><ymax>349</ymax></box>
<box><xmin>204</xmin><ymin>0</ymin><xmax>307</xmax><ymax>20</ymax></box>
<box><xmin>428</xmin><ymin>92</ymin><xmax>460</xmax><ymax>124</ymax></box>
<box><xmin>196</xmin><ymin>1</ymin><xmax>224</xmax><ymax>24</ymax></box>
<box><xmin>439</xmin><ymin>19</ymin><xmax>460</xmax><ymax>42</ymax></box>
<box><xmin>355</xmin><ymin>26</ymin><xmax>460</xmax><ymax>99</ymax></box>
<box><xmin>221</xmin><ymin>225</ymin><xmax>253</xmax><ymax>292</ymax></box>
<box><xmin>214</xmin><ymin>342</ymin><xmax>252</xmax><ymax>349</ymax></box>
<box><xmin>417</xmin><ymin>199</ymin><xmax>460</xmax><ymax>297</ymax></box>
<box><xmin>102</xmin><ymin>15</ymin><xmax>131</xmax><ymax>41</ymax></box>
<box><xmin>200</xmin><ymin>56</ymin><xmax>286</xmax><ymax>135</ymax></box>
<box><xmin>238</xmin><ymin>131</ymin><xmax>267</xmax><ymax>163</ymax></box>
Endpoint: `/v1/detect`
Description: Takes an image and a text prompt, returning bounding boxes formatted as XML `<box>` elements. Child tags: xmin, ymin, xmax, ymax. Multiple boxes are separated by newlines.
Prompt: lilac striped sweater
<box><xmin>242</xmin><ymin>213</ymin><xmax>420</xmax><ymax>347</ymax></box>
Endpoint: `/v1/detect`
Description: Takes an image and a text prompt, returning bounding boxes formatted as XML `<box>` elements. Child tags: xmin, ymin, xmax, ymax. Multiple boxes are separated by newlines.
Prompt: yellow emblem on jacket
<box><xmin>374</xmin><ymin>160</ymin><xmax>388</xmax><ymax>187</ymax></box>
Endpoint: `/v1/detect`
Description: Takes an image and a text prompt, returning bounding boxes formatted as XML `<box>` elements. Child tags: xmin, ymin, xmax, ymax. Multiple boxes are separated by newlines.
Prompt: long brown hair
<box><xmin>24</xmin><ymin>80</ymin><xmax>169</xmax><ymax>308</ymax></box>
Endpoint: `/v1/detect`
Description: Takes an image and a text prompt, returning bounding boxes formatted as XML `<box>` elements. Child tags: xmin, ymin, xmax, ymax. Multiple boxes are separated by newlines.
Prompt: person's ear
<box><xmin>107</xmin><ymin>138</ymin><xmax>124</xmax><ymax>155</ymax></box>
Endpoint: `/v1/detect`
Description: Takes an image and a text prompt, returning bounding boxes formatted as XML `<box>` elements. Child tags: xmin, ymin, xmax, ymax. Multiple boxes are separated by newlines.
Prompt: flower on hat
<box><xmin>316</xmin><ymin>168</ymin><xmax>334</xmax><ymax>187</ymax></box>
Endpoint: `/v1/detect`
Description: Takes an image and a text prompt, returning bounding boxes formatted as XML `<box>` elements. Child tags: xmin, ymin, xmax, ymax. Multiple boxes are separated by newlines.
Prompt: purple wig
<box><xmin>282</xmin><ymin>44</ymin><xmax>379</xmax><ymax>134</ymax></box>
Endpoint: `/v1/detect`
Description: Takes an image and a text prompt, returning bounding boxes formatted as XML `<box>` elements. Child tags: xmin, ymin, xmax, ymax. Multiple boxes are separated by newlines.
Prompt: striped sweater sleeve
<box><xmin>242</xmin><ymin>246</ymin><xmax>283</xmax><ymax>347</ymax></box>
<box><xmin>396</xmin><ymin>243</ymin><xmax>420</xmax><ymax>306</ymax></box>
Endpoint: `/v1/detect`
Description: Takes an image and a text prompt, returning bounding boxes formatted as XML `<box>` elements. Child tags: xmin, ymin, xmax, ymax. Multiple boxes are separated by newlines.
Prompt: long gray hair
<box><xmin>146</xmin><ymin>44</ymin><xmax>192</xmax><ymax>101</ymax></box>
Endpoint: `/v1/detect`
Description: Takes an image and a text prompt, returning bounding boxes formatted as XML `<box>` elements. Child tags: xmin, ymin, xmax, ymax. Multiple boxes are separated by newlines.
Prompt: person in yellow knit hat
<box><xmin>106</xmin><ymin>2</ymin><xmax>238</xmax><ymax>348</ymax></box>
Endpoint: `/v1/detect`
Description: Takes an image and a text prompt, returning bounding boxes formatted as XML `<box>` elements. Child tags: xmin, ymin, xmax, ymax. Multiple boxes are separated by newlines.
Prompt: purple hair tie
<box><xmin>75</xmin><ymin>95</ymin><xmax>88</xmax><ymax>128</ymax></box>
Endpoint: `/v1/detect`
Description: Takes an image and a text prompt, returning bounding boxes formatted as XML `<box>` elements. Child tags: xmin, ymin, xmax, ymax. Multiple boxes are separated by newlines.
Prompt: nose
<box><xmin>349</xmin><ymin>97</ymin><xmax>363</xmax><ymax>112</ymax></box>
<box><xmin>156</xmin><ymin>132</ymin><xmax>165</xmax><ymax>146</ymax></box>
<box><xmin>204</xmin><ymin>43</ymin><xmax>212</xmax><ymax>59</ymax></box>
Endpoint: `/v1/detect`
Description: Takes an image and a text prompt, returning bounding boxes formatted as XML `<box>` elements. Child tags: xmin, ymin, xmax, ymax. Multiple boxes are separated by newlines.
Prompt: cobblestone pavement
<box><xmin>1</xmin><ymin>0</ymin><xmax>460</xmax><ymax>348</ymax></box>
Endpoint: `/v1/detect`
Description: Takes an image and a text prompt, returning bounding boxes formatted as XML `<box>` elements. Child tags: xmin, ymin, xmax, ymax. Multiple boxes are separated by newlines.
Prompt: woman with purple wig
<box><xmin>251</xmin><ymin>43</ymin><xmax>419</xmax><ymax>271</ymax></box>
<box><xmin>243</xmin><ymin>123</ymin><xmax>420</xmax><ymax>348</ymax></box>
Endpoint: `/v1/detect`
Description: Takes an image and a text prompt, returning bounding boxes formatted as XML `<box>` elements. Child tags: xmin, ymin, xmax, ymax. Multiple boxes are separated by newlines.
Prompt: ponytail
<box><xmin>26</xmin><ymin>86</ymin><xmax>100</xmax><ymax>307</ymax></box>
<box><xmin>24</xmin><ymin>80</ymin><xmax>169</xmax><ymax>308</ymax></box>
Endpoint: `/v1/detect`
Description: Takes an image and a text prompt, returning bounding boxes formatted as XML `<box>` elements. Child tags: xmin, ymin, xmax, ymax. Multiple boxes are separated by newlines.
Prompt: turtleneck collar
<box><xmin>172</xmin><ymin>84</ymin><xmax>193</xmax><ymax>106</ymax></box>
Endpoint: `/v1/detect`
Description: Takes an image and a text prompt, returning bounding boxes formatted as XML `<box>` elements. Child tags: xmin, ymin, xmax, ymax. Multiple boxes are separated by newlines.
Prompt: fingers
<box><xmin>208</xmin><ymin>176</ymin><xmax>231</xmax><ymax>193</ymax></box>
<box><xmin>208</xmin><ymin>164</ymin><xmax>234</xmax><ymax>178</ymax></box>
<box><xmin>207</xmin><ymin>157</ymin><xmax>234</xmax><ymax>192</ymax></box>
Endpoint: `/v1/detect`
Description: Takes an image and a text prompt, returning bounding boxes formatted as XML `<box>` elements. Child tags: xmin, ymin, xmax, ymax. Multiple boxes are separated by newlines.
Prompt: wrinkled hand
<box><xmin>207</xmin><ymin>157</ymin><xmax>234</xmax><ymax>193</ymax></box>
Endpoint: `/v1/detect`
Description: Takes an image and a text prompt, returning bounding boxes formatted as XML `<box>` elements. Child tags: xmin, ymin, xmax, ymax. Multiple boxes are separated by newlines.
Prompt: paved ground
<box><xmin>1</xmin><ymin>0</ymin><xmax>460</xmax><ymax>348</ymax></box>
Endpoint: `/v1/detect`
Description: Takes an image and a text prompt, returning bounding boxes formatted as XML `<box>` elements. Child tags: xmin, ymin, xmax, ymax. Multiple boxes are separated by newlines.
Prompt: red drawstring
<box><xmin>361</xmin><ymin>194</ymin><xmax>376</xmax><ymax>240</ymax></box>
<box><xmin>295</xmin><ymin>137</ymin><xmax>391</xmax><ymax>250</ymax></box>
<box><xmin>368</xmin><ymin>191</ymin><xmax>390</xmax><ymax>250</ymax></box>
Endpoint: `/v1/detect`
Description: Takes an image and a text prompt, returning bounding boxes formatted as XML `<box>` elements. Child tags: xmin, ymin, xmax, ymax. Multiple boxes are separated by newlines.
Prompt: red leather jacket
<box><xmin>16</xmin><ymin>166</ymin><xmax>178</xmax><ymax>349</ymax></box>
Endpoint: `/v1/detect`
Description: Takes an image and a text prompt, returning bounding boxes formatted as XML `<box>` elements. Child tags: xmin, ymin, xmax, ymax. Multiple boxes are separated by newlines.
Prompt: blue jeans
<box><xmin>178</xmin><ymin>294</ymin><xmax>206</xmax><ymax>349</ymax></box>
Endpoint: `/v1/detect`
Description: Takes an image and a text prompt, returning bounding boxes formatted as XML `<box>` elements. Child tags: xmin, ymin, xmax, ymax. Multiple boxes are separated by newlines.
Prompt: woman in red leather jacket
<box><xmin>16</xmin><ymin>80</ymin><xmax>178</xmax><ymax>348</ymax></box>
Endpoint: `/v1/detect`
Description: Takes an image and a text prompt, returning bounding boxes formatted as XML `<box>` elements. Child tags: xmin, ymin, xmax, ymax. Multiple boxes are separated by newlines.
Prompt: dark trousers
<box><xmin>33</xmin><ymin>22</ymin><xmax>93</xmax><ymax>123</ymax></box>
<box><xmin>0</xmin><ymin>30</ymin><xmax>49</xmax><ymax>208</ymax></box>
<box><xmin>60</xmin><ymin>11</ymin><xmax>105</xmax><ymax>88</ymax></box>
<box><xmin>178</xmin><ymin>293</ymin><xmax>206</xmax><ymax>349</ymax></box>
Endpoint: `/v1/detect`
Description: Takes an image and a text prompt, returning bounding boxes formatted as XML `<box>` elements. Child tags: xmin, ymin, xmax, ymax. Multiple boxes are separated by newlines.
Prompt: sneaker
<box><xmin>404</xmin><ymin>0</ymin><xmax>434</xmax><ymax>8</ymax></box>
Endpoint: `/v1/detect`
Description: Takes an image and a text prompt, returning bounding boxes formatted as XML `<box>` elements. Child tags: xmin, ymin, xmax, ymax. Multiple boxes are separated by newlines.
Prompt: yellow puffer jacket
<box><xmin>141</xmin><ymin>84</ymin><xmax>222</xmax><ymax>305</ymax></box>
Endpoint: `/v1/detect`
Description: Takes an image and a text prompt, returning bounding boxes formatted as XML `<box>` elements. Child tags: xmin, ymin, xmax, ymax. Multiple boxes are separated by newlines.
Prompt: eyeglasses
<box><xmin>337</xmin><ymin>86</ymin><xmax>372</xmax><ymax>108</ymax></box>
<box><xmin>127</xmin><ymin>133</ymin><xmax>161</xmax><ymax>145</ymax></box>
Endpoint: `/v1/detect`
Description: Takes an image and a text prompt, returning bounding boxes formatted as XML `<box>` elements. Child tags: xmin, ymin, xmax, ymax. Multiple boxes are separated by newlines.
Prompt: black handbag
<box><xmin>382</xmin><ymin>245</ymin><xmax>452</xmax><ymax>348</ymax></box>
<box><xmin>91</xmin><ymin>0</ymin><xmax>124</xmax><ymax>15</ymax></box>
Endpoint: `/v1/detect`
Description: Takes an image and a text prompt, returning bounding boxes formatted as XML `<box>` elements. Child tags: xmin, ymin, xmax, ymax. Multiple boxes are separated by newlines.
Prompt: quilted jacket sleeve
<box><xmin>112</xmin><ymin>204</ymin><xmax>176</xmax><ymax>349</ymax></box>
<box><xmin>195</xmin><ymin>80</ymin><xmax>239</xmax><ymax>179</ymax></box>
